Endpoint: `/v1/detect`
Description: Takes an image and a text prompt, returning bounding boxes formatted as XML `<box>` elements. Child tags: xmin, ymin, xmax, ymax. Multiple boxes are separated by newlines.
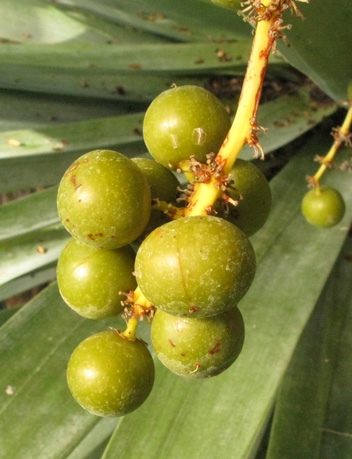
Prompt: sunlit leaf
<box><xmin>0</xmin><ymin>264</ymin><xmax>57</xmax><ymax>303</ymax></box>
<box><xmin>0</xmin><ymin>187</ymin><xmax>58</xmax><ymax>242</ymax></box>
<box><xmin>0</xmin><ymin>113</ymin><xmax>146</xmax><ymax>192</ymax></box>
<box><xmin>0</xmin><ymin>224</ymin><xmax>69</xmax><ymax>285</ymax></box>
<box><xmin>0</xmin><ymin>0</ymin><xmax>114</xmax><ymax>44</ymax></box>
<box><xmin>56</xmin><ymin>0</ymin><xmax>250</xmax><ymax>42</ymax></box>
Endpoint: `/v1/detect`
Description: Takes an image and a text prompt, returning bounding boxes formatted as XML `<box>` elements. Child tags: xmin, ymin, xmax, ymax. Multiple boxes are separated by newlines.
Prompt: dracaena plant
<box><xmin>0</xmin><ymin>1</ymin><xmax>351</xmax><ymax>458</ymax></box>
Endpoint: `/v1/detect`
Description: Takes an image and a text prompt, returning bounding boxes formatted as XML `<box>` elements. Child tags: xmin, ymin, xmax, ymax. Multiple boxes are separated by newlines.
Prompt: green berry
<box><xmin>135</xmin><ymin>215</ymin><xmax>256</xmax><ymax>318</ymax></box>
<box><xmin>57</xmin><ymin>238</ymin><xmax>136</xmax><ymax>319</ymax></box>
<box><xmin>67</xmin><ymin>331</ymin><xmax>155</xmax><ymax>417</ymax></box>
<box><xmin>222</xmin><ymin>158</ymin><xmax>272</xmax><ymax>236</ymax></box>
<box><xmin>152</xmin><ymin>307</ymin><xmax>244</xmax><ymax>378</ymax></box>
<box><xmin>57</xmin><ymin>149</ymin><xmax>151</xmax><ymax>249</ymax></box>
<box><xmin>143</xmin><ymin>85</ymin><xmax>231</xmax><ymax>170</ymax></box>
<box><xmin>302</xmin><ymin>186</ymin><xmax>345</xmax><ymax>228</ymax></box>
<box><xmin>131</xmin><ymin>158</ymin><xmax>180</xmax><ymax>241</ymax></box>
<box><xmin>131</xmin><ymin>157</ymin><xmax>180</xmax><ymax>202</ymax></box>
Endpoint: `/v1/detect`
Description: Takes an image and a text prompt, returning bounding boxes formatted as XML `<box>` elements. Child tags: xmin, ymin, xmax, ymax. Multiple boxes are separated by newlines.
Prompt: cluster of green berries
<box><xmin>56</xmin><ymin>85</ymin><xmax>272</xmax><ymax>417</ymax></box>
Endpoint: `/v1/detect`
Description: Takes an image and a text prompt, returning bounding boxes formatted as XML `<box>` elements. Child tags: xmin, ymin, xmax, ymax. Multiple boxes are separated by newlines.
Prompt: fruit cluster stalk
<box><xmin>185</xmin><ymin>3</ymin><xmax>281</xmax><ymax>217</ymax></box>
<box><xmin>312</xmin><ymin>104</ymin><xmax>352</xmax><ymax>185</ymax></box>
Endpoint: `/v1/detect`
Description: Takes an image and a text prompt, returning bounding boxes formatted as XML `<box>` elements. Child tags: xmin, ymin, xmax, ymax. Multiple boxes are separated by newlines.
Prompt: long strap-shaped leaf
<box><xmin>266</xmin><ymin>235</ymin><xmax>352</xmax><ymax>458</ymax></box>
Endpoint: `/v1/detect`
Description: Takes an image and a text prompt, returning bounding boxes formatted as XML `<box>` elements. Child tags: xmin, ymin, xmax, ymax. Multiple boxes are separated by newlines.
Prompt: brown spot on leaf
<box><xmin>216</xmin><ymin>50</ymin><xmax>232</xmax><ymax>62</ymax></box>
<box><xmin>129</xmin><ymin>63</ymin><xmax>141</xmax><ymax>70</ymax></box>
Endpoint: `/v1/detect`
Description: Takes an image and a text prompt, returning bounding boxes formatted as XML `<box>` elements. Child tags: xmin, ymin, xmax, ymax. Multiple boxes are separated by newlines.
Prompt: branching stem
<box><xmin>184</xmin><ymin>1</ymin><xmax>281</xmax><ymax>217</ymax></box>
<box><xmin>311</xmin><ymin>104</ymin><xmax>352</xmax><ymax>186</ymax></box>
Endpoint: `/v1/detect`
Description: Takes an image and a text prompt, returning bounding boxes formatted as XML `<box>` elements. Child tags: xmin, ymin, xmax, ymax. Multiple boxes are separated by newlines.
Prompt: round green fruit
<box><xmin>302</xmin><ymin>186</ymin><xmax>345</xmax><ymax>228</ymax></box>
<box><xmin>57</xmin><ymin>149</ymin><xmax>151</xmax><ymax>249</ymax></box>
<box><xmin>132</xmin><ymin>157</ymin><xmax>180</xmax><ymax>241</ymax></box>
<box><xmin>152</xmin><ymin>307</ymin><xmax>244</xmax><ymax>378</ymax></box>
<box><xmin>135</xmin><ymin>215</ymin><xmax>256</xmax><ymax>318</ymax></box>
<box><xmin>131</xmin><ymin>157</ymin><xmax>180</xmax><ymax>202</ymax></box>
<box><xmin>143</xmin><ymin>85</ymin><xmax>231</xmax><ymax>170</ymax></box>
<box><xmin>222</xmin><ymin>158</ymin><xmax>272</xmax><ymax>236</ymax></box>
<box><xmin>57</xmin><ymin>238</ymin><xmax>136</xmax><ymax>319</ymax></box>
<box><xmin>67</xmin><ymin>331</ymin><xmax>155</xmax><ymax>417</ymax></box>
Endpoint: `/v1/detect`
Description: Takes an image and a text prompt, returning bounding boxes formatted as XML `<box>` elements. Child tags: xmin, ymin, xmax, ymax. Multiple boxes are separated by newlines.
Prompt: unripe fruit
<box><xmin>57</xmin><ymin>149</ymin><xmax>151</xmax><ymax>249</ymax></box>
<box><xmin>131</xmin><ymin>157</ymin><xmax>180</xmax><ymax>202</ymax></box>
<box><xmin>222</xmin><ymin>158</ymin><xmax>272</xmax><ymax>236</ymax></box>
<box><xmin>135</xmin><ymin>215</ymin><xmax>256</xmax><ymax>318</ymax></box>
<box><xmin>143</xmin><ymin>85</ymin><xmax>231</xmax><ymax>170</ymax></box>
<box><xmin>302</xmin><ymin>186</ymin><xmax>345</xmax><ymax>228</ymax></box>
<box><xmin>57</xmin><ymin>238</ymin><xmax>136</xmax><ymax>319</ymax></box>
<box><xmin>132</xmin><ymin>158</ymin><xmax>181</xmax><ymax>239</ymax></box>
<box><xmin>67</xmin><ymin>331</ymin><xmax>155</xmax><ymax>417</ymax></box>
<box><xmin>152</xmin><ymin>307</ymin><xmax>245</xmax><ymax>378</ymax></box>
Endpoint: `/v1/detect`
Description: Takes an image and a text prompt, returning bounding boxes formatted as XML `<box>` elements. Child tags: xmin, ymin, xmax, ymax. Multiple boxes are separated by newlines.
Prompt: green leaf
<box><xmin>0</xmin><ymin>66</ymin><xmax>208</xmax><ymax>101</ymax></box>
<box><xmin>0</xmin><ymin>0</ymin><xmax>117</xmax><ymax>44</ymax></box>
<box><xmin>0</xmin><ymin>224</ymin><xmax>69</xmax><ymax>285</ymax></box>
<box><xmin>279</xmin><ymin>3</ymin><xmax>352</xmax><ymax>102</ymax></box>
<box><xmin>0</xmin><ymin>89</ymin><xmax>138</xmax><ymax>132</ymax></box>
<box><xmin>266</xmin><ymin>237</ymin><xmax>352</xmax><ymax>458</ymax></box>
<box><xmin>0</xmin><ymin>187</ymin><xmax>59</xmax><ymax>242</ymax></box>
<box><xmin>57</xmin><ymin>0</ymin><xmax>250</xmax><ymax>42</ymax></box>
<box><xmin>0</xmin><ymin>306</ymin><xmax>19</xmax><ymax>326</ymax></box>
<box><xmin>0</xmin><ymin>263</ymin><xmax>57</xmax><ymax>303</ymax></box>
<box><xmin>319</xmin><ymin>292</ymin><xmax>352</xmax><ymax>457</ymax></box>
<box><xmin>0</xmin><ymin>113</ymin><xmax>146</xmax><ymax>192</ymax></box>
<box><xmin>0</xmin><ymin>41</ymin><xmax>260</xmax><ymax>74</ymax></box>
<box><xmin>0</xmin><ymin>41</ymin><xmax>279</xmax><ymax>102</ymax></box>
<box><xmin>66</xmin><ymin>418</ymin><xmax>118</xmax><ymax>459</ymax></box>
